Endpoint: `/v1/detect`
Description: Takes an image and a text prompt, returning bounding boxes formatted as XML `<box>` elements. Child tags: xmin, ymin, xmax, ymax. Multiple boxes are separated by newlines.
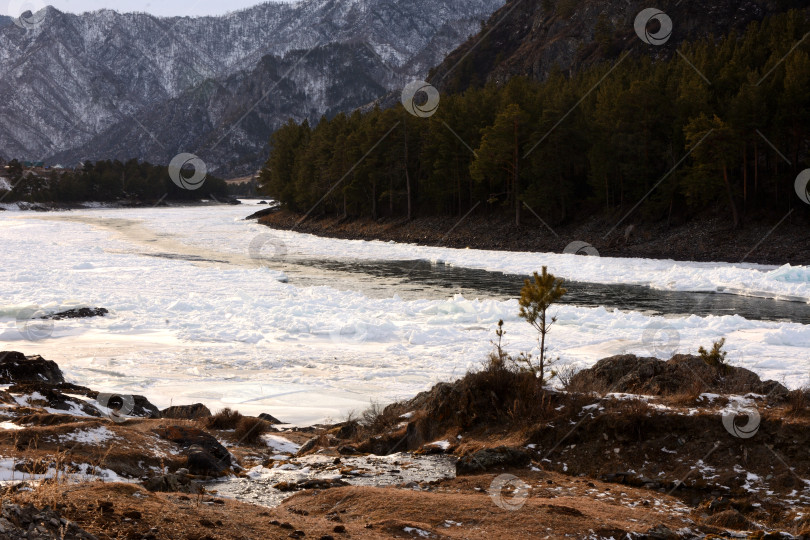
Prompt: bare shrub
<box><xmin>204</xmin><ymin>407</ymin><xmax>243</xmax><ymax>430</ymax></box>
<box><xmin>234</xmin><ymin>417</ymin><xmax>271</xmax><ymax>445</ymax></box>
<box><xmin>555</xmin><ymin>363</ymin><xmax>579</xmax><ymax>390</ymax></box>
<box><xmin>786</xmin><ymin>388</ymin><xmax>809</xmax><ymax>416</ymax></box>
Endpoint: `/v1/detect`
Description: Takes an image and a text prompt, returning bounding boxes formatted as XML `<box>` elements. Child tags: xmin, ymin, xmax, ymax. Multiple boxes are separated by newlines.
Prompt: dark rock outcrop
<box><xmin>0</xmin><ymin>351</ymin><xmax>64</xmax><ymax>384</ymax></box>
<box><xmin>569</xmin><ymin>354</ymin><xmax>788</xmax><ymax>397</ymax></box>
<box><xmin>8</xmin><ymin>382</ymin><xmax>160</xmax><ymax>420</ymax></box>
<box><xmin>43</xmin><ymin>307</ymin><xmax>109</xmax><ymax>320</ymax></box>
<box><xmin>153</xmin><ymin>426</ymin><xmax>233</xmax><ymax>476</ymax></box>
<box><xmin>161</xmin><ymin>403</ymin><xmax>212</xmax><ymax>420</ymax></box>
<box><xmin>456</xmin><ymin>446</ymin><xmax>530</xmax><ymax>475</ymax></box>
<box><xmin>7</xmin><ymin>383</ymin><xmax>102</xmax><ymax>418</ymax></box>
<box><xmin>245</xmin><ymin>206</ymin><xmax>281</xmax><ymax>220</ymax></box>
<box><xmin>0</xmin><ymin>501</ymin><xmax>96</xmax><ymax>539</ymax></box>
<box><xmin>259</xmin><ymin>412</ymin><xmax>284</xmax><ymax>424</ymax></box>
<box><xmin>142</xmin><ymin>470</ymin><xmax>199</xmax><ymax>494</ymax></box>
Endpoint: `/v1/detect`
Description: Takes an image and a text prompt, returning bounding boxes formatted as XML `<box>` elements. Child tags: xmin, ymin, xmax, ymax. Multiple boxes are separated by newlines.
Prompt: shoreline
<box><xmin>3</xmin><ymin>349</ymin><xmax>809</xmax><ymax>538</ymax></box>
<box><xmin>0</xmin><ymin>198</ymin><xmax>242</xmax><ymax>212</ymax></box>
<box><xmin>256</xmin><ymin>209</ymin><xmax>810</xmax><ymax>266</ymax></box>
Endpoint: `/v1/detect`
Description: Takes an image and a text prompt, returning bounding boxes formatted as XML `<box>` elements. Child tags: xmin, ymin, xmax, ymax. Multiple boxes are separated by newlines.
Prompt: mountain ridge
<box><xmin>0</xmin><ymin>0</ymin><xmax>503</xmax><ymax>174</ymax></box>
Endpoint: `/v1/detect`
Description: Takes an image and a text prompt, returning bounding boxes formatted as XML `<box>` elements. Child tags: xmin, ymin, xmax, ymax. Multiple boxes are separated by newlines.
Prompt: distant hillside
<box><xmin>0</xmin><ymin>0</ymin><xmax>503</xmax><ymax>176</ymax></box>
<box><xmin>429</xmin><ymin>0</ymin><xmax>808</xmax><ymax>92</ymax></box>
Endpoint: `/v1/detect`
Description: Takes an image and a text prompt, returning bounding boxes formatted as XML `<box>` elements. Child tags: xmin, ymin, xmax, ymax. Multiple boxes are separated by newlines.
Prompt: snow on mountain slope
<box><xmin>0</xmin><ymin>0</ymin><xmax>503</xmax><ymax>174</ymax></box>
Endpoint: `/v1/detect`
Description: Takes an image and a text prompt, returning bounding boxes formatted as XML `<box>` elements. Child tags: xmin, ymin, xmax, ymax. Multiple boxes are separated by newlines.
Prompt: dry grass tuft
<box><xmin>204</xmin><ymin>407</ymin><xmax>243</xmax><ymax>430</ymax></box>
<box><xmin>233</xmin><ymin>417</ymin><xmax>271</xmax><ymax>445</ymax></box>
<box><xmin>786</xmin><ymin>388</ymin><xmax>810</xmax><ymax>417</ymax></box>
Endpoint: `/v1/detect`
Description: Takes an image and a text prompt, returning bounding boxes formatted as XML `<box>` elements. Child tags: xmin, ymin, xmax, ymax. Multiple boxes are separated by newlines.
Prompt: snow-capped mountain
<box><xmin>0</xmin><ymin>0</ymin><xmax>503</xmax><ymax>174</ymax></box>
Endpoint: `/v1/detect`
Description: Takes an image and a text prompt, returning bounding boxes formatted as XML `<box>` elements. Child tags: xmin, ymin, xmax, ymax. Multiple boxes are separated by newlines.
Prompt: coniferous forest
<box><xmin>259</xmin><ymin>10</ymin><xmax>810</xmax><ymax>229</ymax></box>
<box><xmin>0</xmin><ymin>159</ymin><xmax>228</xmax><ymax>203</ymax></box>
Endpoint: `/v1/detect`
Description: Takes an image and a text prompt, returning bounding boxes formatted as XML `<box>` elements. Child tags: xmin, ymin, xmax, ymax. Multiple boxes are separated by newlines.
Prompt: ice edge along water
<box><xmin>0</xmin><ymin>203</ymin><xmax>808</xmax><ymax>425</ymax></box>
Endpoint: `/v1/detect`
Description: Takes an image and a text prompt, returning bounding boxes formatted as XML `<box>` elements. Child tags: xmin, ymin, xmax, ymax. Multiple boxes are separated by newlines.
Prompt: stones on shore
<box><xmin>455</xmin><ymin>446</ymin><xmax>530</xmax><ymax>475</ymax></box>
<box><xmin>0</xmin><ymin>501</ymin><xmax>96</xmax><ymax>539</ymax></box>
<box><xmin>569</xmin><ymin>354</ymin><xmax>788</xmax><ymax>397</ymax></box>
<box><xmin>153</xmin><ymin>426</ymin><xmax>234</xmax><ymax>476</ymax></box>
<box><xmin>259</xmin><ymin>412</ymin><xmax>285</xmax><ymax>424</ymax></box>
<box><xmin>273</xmin><ymin>478</ymin><xmax>349</xmax><ymax>492</ymax></box>
<box><xmin>160</xmin><ymin>403</ymin><xmax>212</xmax><ymax>420</ymax></box>
<box><xmin>42</xmin><ymin>307</ymin><xmax>109</xmax><ymax>320</ymax></box>
<box><xmin>142</xmin><ymin>470</ymin><xmax>199</xmax><ymax>494</ymax></box>
<box><xmin>244</xmin><ymin>205</ymin><xmax>280</xmax><ymax>220</ymax></box>
<box><xmin>296</xmin><ymin>437</ymin><xmax>319</xmax><ymax>457</ymax></box>
<box><xmin>7</xmin><ymin>380</ymin><xmax>159</xmax><ymax>423</ymax></box>
<box><xmin>0</xmin><ymin>351</ymin><xmax>64</xmax><ymax>384</ymax></box>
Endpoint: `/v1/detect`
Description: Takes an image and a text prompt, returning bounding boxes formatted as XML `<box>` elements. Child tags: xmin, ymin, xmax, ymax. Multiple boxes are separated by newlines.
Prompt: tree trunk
<box><xmin>372</xmin><ymin>179</ymin><xmax>377</xmax><ymax>220</ymax></box>
<box><xmin>404</xmin><ymin>122</ymin><xmax>412</xmax><ymax>221</ymax></box>
<box><xmin>742</xmin><ymin>144</ymin><xmax>748</xmax><ymax>211</ymax></box>
<box><xmin>514</xmin><ymin>117</ymin><xmax>520</xmax><ymax>227</ymax></box>
<box><xmin>754</xmin><ymin>141</ymin><xmax>759</xmax><ymax>198</ymax></box>
<box><xmin>722</xmin><ymin>164</ymin><xmax>739</xmax><ymax>228</ymax></box>
<box><xmin>539</xmin><ymin>310</ymin><xmax>547</xmax><ymax>384</ymax></box>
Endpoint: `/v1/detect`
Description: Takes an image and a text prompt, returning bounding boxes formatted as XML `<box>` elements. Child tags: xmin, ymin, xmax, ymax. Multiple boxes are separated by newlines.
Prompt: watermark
<box><xmin>722</xmin><ymin>404</ymin><xmax>760</xmax><ymax>439</ymax></box>
<box><xmin>15</xmin><ymin>306</ymin><xmax>54</xmax><ymax>341</ymax></box>
<box><xmin>401</xmin><ymin>80</ymin><xmax>440</xmax><ymax>118</ymax></box>
<box><xmin>488</xmin><ymin>473</ymin><xmax>531</xmax><ymax>511</ymax></box>
<box><xmin>563</xmin><ymin>241</ymin><xmax>599</xmax><ymax>257</ymax></box>
<box><xmin>8</xmin><ymin>0</ymin><xmax>47</xmax><ymax>30</ymax></box>
<box><xmin>795</xmin><ymin>169</ymin><xmax>810</xmax><ymax>205</ymax></box>
<box><xmin>248</xmin><ymin>233</ymin><xmax>288</xmax><ymax>265</ymax></box>
<box><xmin>168</xmin><ymin>153</ymin><xmax>207</xmax><ymax>191</ymax></box>
<box><xmin>634</xmin><ymin>8</ymin><xmax>672</xmax><ymax>46</ymax></box>
<box><xmin>96</xmin><ymin>393</ymin><xmax>136</xmax><ymax>423</ymax></box>
<box><xmin>641</xmin><ymin>322</ymin><xmax>680</xmax><ymax>358</ymax></box>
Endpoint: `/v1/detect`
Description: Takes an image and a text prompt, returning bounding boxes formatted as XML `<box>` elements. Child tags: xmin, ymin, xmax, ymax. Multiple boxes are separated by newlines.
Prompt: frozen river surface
<box><xmin>1</xmin><ymin>202</ymin><xmax>808</xmax><ymax>424</ymax></box>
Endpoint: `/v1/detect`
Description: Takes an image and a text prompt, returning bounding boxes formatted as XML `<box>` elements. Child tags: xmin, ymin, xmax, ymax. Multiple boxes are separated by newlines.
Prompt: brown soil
<box><xmin>258</xmin><ymin>209</ymin><xmax>810</xmax><ymax>265</ymax></box>
<box><xmin>4</xmin><ymin>353</ymin><xmax>810</xmax><ymax>538</ymax></box>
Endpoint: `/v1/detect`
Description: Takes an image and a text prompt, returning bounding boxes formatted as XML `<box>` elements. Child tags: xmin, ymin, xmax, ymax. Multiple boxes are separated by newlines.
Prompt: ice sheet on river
<box><xmin>0</xmin><ymin>204</ymin><xmax>808</xmax><ymax>425</ymax></box>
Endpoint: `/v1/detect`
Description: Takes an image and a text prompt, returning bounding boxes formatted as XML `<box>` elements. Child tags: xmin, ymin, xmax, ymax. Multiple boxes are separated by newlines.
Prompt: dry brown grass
<box><xmin>666</xmin><ymin>378</ymin><xmax>705</xmax><ymax>406</ymax></box>
<box><xmin>204</xmin><ymin>407</ymin><xmax>243</xmax><ymax>430</ymax></box>
<box><xmin>786</xmin><ymin>388</ymin><xmax>810</xmax><ymax>417</ymax></box>
<box><xmin>233</xmin><ymin>416</ymin><xmax>271</xmax><ymax>445</ymax></box>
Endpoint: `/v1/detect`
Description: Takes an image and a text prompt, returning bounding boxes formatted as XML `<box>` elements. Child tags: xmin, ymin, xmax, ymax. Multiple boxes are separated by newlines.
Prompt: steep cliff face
<box><xmin>429</xmin><ymin>0</ymin><xmax>807</xmax><ymax>93</ymax></box>
<box><xmin>0</xmin><ymin>0</ymin><xmax>503</xmax><ymax>174</ymax></box>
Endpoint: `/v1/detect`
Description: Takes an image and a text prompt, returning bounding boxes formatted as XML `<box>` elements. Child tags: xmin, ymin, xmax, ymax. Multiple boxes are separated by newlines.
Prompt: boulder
<box><xmin>153</xmin><ymin>426</ymin><xmax>233</xmax><ymax>476</ymax></box>
<box><xmin>258</xmin><ymin>412</ymin><xmax>284</xmax><ymax>424</ymax></box>
<box><xmin>7</xmin><ymin>383</ymin><xmax>101</xmax><ymax>417</ymax></box>
<box><xmin>186</xmin><ymin>444</ymin><xmax>229</xmax><ymax>476</ymax></box>
<box><xmin>456</xmin><ymin>446</ymin><xmax>530</xmax><ymax>475</ymax></box>
<box><xmin>161</xmin><ymin>403</ymin><xmax>212</xmax><ymax>419</ymax></box>
<box><xmin>245</xmin><ymin>206</ymin><xmax>280</xmax><ymax>220</ymax></box>
<box><xmin>0</xmin><ymin>351</ymin><xmax>64</xmax><ymax>384</ymax></box>
<box><xmin>569</xmin><ymin>354</ymin><xmax>788</xmax><ymax>397</ymax></box>
<box><xmin>142</xmin><ymin>471</ymin><xmax>198</xmax><ymax>493</ymax></box>
<box><xmin>8</xmin><ymin>383</ymin><xmax>159</xmax><ymax>420</ymax></box>
<box><xmin>0</xmin><ymin>501</ymin><xmax>97</xmax><ymax>539</ymax></box>
<box><xmin>44</xmin><ymin>307</ymin><xmax>108</xmax><ymax>320</ymax></box>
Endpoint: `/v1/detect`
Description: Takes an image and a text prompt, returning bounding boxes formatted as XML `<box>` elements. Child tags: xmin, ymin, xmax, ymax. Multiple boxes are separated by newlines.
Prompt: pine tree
<box><xmin>518</xmin><ymin>267</ymin><xmax>567</xmax><ymax>385</ymax></box>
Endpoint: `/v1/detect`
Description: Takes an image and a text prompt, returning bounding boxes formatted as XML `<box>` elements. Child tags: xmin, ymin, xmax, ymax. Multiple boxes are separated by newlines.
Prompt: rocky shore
<box><xmin>256</xmin><ymin>209</ymin><xmax>810</xmax><ymax>266</ymax></box>
<box><xmin>1</xmin><ymin>350</ymin><xmax>809</xmax><ymax>539</ymax></box>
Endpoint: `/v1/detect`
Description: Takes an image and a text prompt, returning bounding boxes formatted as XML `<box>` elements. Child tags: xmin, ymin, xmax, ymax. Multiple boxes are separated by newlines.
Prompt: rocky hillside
<box><xmin>0</xmin><ymin>0</ymin><xmax>503</xmax><ymax>175</ymax></box>
<box><xmin>429</xmin><ymin>0</ymin><xmax>808</xmax><ymax>93</ymax></box>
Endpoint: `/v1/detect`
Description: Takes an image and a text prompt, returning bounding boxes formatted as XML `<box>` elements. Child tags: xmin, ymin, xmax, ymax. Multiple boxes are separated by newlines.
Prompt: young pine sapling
<box><xmin>518</xmin><ymin>266</ymin><xmax>567</xmax><ymax>384</ymax></box>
